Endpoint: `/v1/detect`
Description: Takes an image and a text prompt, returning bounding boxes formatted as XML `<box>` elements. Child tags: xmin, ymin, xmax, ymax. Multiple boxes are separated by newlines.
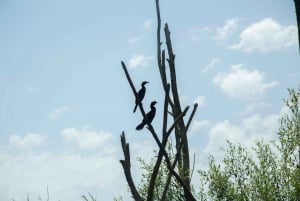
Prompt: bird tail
<box><xmin>136</xmin><ymin>122</ymin><xmax>144</xmax><ymax>130</ymax></box>
<box><xmin>133</xmin><ymin>104</ymin><xmax>138</xmax><ymax>113</ymax></box>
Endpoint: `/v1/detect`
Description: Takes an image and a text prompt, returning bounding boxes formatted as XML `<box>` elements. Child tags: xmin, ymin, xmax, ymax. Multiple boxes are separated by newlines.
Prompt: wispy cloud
<box><xmin>202</xmin><ymin>58</ymin><xmax>220</xmax><ymax>73</ymax></box>
<box><xmin>61</xmin><ymin>128</ymin><xmax>113</xmax><ymax>151</ymax></box>
<box><xmin>25</xmin><ymin>86</ymin><xmax>38</xmax><ymax>93</ymax></box>
<box><xmin>189</xmin><ymin>27</ymin><xmax>209</xmax><ymax>41</ymax></box>
<box><xmin>1</xmin><ymin>127</ymin><xmax>129</xmax><ymax>201</ymax></box>
<box><xmin>0</xmin><ymin>150</ymin><xmax>124</xmax><ymax>201</ymax></box>
<box><xmin>128</xmin><ymin>19</ymin><xmax>154</xmax><ymax>45</ymax></box>
<box><xmin>128</xmin><ymin>36</ymin><xmax>141</xmax><ymax>44</ymax></box>
<box><xmin>204</xmin><ymin>110</ymin><xmax>282</xmax><ymax>162</ymax></box>
<box><xmin>193</xmin><ymin>96</ymin><xmax>205</xmax><ymax>107</ymax></box>
<box><xmin>215</xmin><ymin>18</ymin><xmax>241</xmax><ymax>41</ymax></box>
<box><xmin>9</xmin><ymin>133</ymin><xmax>46</xmax><ymax>149</ymax></box>
<box><xmin>190</xmin><ymin>120</ymin><xmax>211</xmax><ymax>136</ymax></box>
<box><xmin>128</xmin><ymin>54</ymin><xmax>153</xmax><ymax>68</ymax></box>
<box><xmin>242</xmin><ymin>102</ymin><xmax>271</xmax><ymax>116</ymax></box>
<box><xmin>228</xmin><ymin>18</ymin><xmax>297</xmax><ymax>52</ymax></box>
<box><xmin>143</xmin><ymin>19</ymin><xmax>154</xmax><ymax>31</ymax></box>
<box><xmin>178</xmin><ymin>90</ymin><xmax>189</xmax><ymax>103</ymax></box>
<box><xmin>49</xmin><ymin>106</ymin><xmax>70</xmax><ymax>120</ymax></box>
<box><xmin>213</xmin><ymin>64</ymin><xmax>278</xmax><ymax>100</ymax></box>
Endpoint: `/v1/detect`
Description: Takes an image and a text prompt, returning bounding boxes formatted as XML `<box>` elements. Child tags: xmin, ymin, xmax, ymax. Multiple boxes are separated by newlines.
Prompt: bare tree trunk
<box><xmin>120</xmin><ymin>0</ymin><xmax>198</xmax><ymax>200</ymax></box>
<box><xmin>164</xmin><ymin>18</ymin><xmax>192</xmax><ymax>201</ymax></box>
<box><xmin>121</xmin><ymin>61</ymin><xmax>197</xmax><ymax>201</ymax></box>
<box><xmin>294</xmin><ymin>0</ymin><xmax>300</xmax><ymax>52</ymax></box>
<box><xmin>120</xmin><ymin>132</ymin><xmax>144</xmax><ymax>201</ymax></box>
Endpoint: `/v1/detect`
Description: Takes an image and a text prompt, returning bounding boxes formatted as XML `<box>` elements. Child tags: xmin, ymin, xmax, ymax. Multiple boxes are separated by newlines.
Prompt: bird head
<box><xmin>142</xmin><ymin>81</ymin><xmax>149</xmax><ymax>86</ymax></box>
<box><xmin>150</xmin><ymin>101</ymin><xmax>157</xmax><ymax>107</ymax></box>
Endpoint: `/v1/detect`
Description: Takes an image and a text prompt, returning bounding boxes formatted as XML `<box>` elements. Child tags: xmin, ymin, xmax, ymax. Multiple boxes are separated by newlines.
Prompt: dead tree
<box><xmin>295</xmin><ymin>0</ymin><xmax>300</xmax><ymax>52</ymax></box>
<box><xmin>120</xmin><ymin>0</ymin><xmax>198</xmax><ymax>200</ymax></box>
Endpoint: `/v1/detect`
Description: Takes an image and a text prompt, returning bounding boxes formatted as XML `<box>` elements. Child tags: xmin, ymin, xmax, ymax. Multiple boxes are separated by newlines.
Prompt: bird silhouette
<box><xmin>133</xmin><ymin>81</ymin><xmax>149</xmax><ymax>113</ymax></box>
<box><xmin>136</xmin><ymin>101</ymin><xmax>157</xmax><ymax>130</ymax></box>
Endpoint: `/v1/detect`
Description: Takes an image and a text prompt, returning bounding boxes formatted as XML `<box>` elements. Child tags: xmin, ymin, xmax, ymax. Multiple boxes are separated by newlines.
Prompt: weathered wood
<box><xmin>294</xmin><ymin>0</ymin><xmax>300</xmax><ymax>52</ymax></box>
<box><xmin>120</xmin><ymin>132</ymin><xmax>144</xmax><ymax>201</ymax></box>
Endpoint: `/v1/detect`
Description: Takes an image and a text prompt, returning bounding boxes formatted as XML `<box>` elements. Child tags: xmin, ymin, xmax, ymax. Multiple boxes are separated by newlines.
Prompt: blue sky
<box><xmin>0</xmin><ymin>0</ymin><xmax>299</xmax><ymax>200</ymax></box>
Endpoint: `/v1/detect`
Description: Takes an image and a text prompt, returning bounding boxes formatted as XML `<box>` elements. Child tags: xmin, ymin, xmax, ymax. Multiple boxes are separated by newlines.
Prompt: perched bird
<box><xmin>136</xmin><ymin>101</ymin><xmax>157</xmax><ymax>130</ymax></box>
<box><xmin>133</xmin><ymin>81</ymin><xmax>149</xmax><ymax>113</ymax></box>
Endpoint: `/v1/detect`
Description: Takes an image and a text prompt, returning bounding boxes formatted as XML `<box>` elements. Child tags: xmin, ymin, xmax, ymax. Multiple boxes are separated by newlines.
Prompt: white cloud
<box><xmin>229</xmin><ymin>18</ymin><xmax>297</xmax><ymax>52</ymax></box>
<box><xmin>215</xmin><ymin>18</ymin><xmax>241</xmax><ymax>41</ymax></box>
<box><xmin>1</xmin><ymin>129</ymin><xmax>156</xmax><ymax>201</ymax></box>
<box><xmin>25</xmin><ymin>86</ymin><xmax>38</xmax><ymax>93</ymax></box>
<box><xmin>0</xmin><ymin>151</ymin><xmax>125</xmax><ymax>201</ymax></box>
<box><xmin>131</xmin><ymin>140</ymin><xmax>156</xmax><ymax>165</ymax></box>
<box><xmin>128</xmin><ymin>36</ymin><xmax>141</xmax><ymax>44</ymax></box>
<box><xmin>189</xmin><ymin>26</ymin><xmax>209</xmax><ymax>41</ymax></box>
<box><xmin>190</xmin><ymin>120</ymin><xmax>210</xmax><ymax>136</ymax></box>
<box><xmin>49</xmin><ymin>106</ymin><xmax>70</xmax><ymax>120</ymax></box>
<box><xmin>213</xmin><ymin>64</ymin><xmax>278</xmax><ymax>100</ymax></box>
<box><xmin>128</xmin><ymin>54</ymin><xmax>153</xmax><ymax>69</ymax></box>
<box><xmin>205</xmin><ymin>120</ymin><xmax>245</xmax><ymax>153</ymax></box>
<box><xmin>177</xmin><ymin>93</ymin><xmax>205</xmax><ymax>106</ymax></box>
<box><xmin>202</xmin><ymin>58</ymin><xmax>220</xmax><ymax>73</ymax></box>
<box><xmin>241</xmin><ymin>113</ymin><xmax>279</xmax><ymax>135</ymax></box>
<box><xmin>242</xmin><ymin>102</ymin><xmax>271</xmax><ymax>115</ymax></box>
<box><xmin>193</xmin><ymin>96</ymin><xmax>205</xmax><ymax>107</ymax></box>
<box><xmin>9</xmin><ymin>133</ymin><xmax>46</xmax><ymax>149</ymax></box>
<box><xmin>143</xmin><ymin>19</ymin><xmax>154</xmax><ymax>31</ymax></box>
<box><xmin>178</xmin><ymin>90</ymin><xmax>189</xmax><ymax>103</ymax></box>
<box><xmin>204</xmin><ymin>112</ymin><xmax>280</xmax><ymax>162</ymax></box>
<box><xmin>61</xmin><ymin>128</ymin><xmax>113</xmax><ymax>151</ymax></box>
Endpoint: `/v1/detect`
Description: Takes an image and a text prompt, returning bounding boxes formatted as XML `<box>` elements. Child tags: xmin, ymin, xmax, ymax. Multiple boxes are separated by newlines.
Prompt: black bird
<box><xmin>136</xmin><ymin>101</ymin><xmax>157</xmax><ymax>130</ymax></box>
<box><xmin>133</xmin><ymin>81</ymin><xmax>149</xmax><ymax>113</ymax></box>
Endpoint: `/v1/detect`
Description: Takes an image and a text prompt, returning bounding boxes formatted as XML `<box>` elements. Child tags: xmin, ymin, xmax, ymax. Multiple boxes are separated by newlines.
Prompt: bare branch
<box><xmin>190</xmin><ymin>153</ymin><xmax>196</xmax><ymax>180</ymax></box>
<box><xmin>161</xmin><ymin>104</ymin><xmax>198</xmax><ymax>201</ymax></box>
<box><xmin>147</xmin><ymin>84</ymin><xmax>170</xmax><ymax>201</ymax></box>
<box><xmin>185</xmin><ymin>103</ymin><xmax>198</xmax><ymax>134</ymax></box>
<box><xmin>46</xmin><ymin>186</ymin><xmax>49</xmax><ymax>201</ymax></box>
<box><xmin>156</xmin><ymin>0</ymin><xmax>168</xmax><ymax>90</ymax></box>
<box><xmin>122</xmin><ymin>61</ymin><xmax>195</xmax><ymax>200</ymax></box>
<box><xmin>120</xmin><ymin>132</ymin><xmax>144</xmax><ymax>201</ymax></box>
<box><xmin>121</xmin><ymin>61</ymin><xmax>139</xmax><ymax>101</ymax></box>
<box><xmin>162</xmin><ymin>84</ymin><xmax>170</xmax><ymax>138</ymax></box>
<box><xmin>164</xmin><ymin>23</ymin><xmax>192</xmax><ymax>199</ymax></box>
<box><xmin>146</xmin><ymin>106</ymin><xmax>191</xmax><ymax>201</ymax></box>
<box><xmin>121</xmin><ymin>61</ymin><xmax>158</xmax><ymax>135</ymax></box>
<box><xmin>120</xmin><ymin>1</ymin><xmax>199</xmax><ymax>200</ymax></box>
<box><xmin>147</xmin><ymin>87</ymin><xmax>189</xmax><ymax>201</ymax></box>
<box><xmin>294</xmin><ymin>0</ymin><xmax>300</xmax><ymax>52</ymax></box>
<box><xmin>156</xmin><ymin>0</ymin><xmax>161</xmax><ymax>69</ymax></box>
<box><xmin>166</xmin><ymin>106</ymin><xmax>189</xmax><ymax>137</ymax></box>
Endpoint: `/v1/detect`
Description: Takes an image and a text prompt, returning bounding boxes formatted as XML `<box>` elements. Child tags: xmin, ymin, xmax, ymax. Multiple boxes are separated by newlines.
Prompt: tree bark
<box><xmin>164</xmin><ymin>23</ymin><xmax>192</xmax><ymax>200</ymax></box>
<box><xmin>120</xmin><ymin>132</ymin><xmax>144</xmax><ymax>201</ymax></box>
<box><xmin>294</xmin><ymin>0</ymin><xmax>300</xmax><ymax>52</ymax></box>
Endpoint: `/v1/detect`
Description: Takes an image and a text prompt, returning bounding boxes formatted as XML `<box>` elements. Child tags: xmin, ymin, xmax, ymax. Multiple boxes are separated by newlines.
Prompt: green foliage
<box><xmin>198</xmin><ymin>86</ymin><xmax>300</xmax><ymax>201</ymax></box>
<box><xmin>81</xmin><ymin>193</ymin><xmax>97</xmax><ymax>201</ymax></box>
<box><xmin>113</xmin><ymin>195</ymin><xmax>124</xmax><ymax>201</ymax></box>
<box><xmin>130</xmin><ymin>86</ymin><xmax>300</xmax><ymax>201</ymax></box>
<box><xmin>137</xmin><ymin>144</ymin><xmax>185</xmax><ymax>201</ymax></box>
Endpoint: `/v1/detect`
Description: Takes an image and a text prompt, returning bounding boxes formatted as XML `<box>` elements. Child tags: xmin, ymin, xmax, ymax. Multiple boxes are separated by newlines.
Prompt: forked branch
<box><xmin>120</xmin><ymin>132</ymin><xmax>144</xmax><ymax>201</ymax></box>
<box><xmin>121</xmin><ymin>61</ymin><xmax>196</xmax><ymax>201</ymax></box>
